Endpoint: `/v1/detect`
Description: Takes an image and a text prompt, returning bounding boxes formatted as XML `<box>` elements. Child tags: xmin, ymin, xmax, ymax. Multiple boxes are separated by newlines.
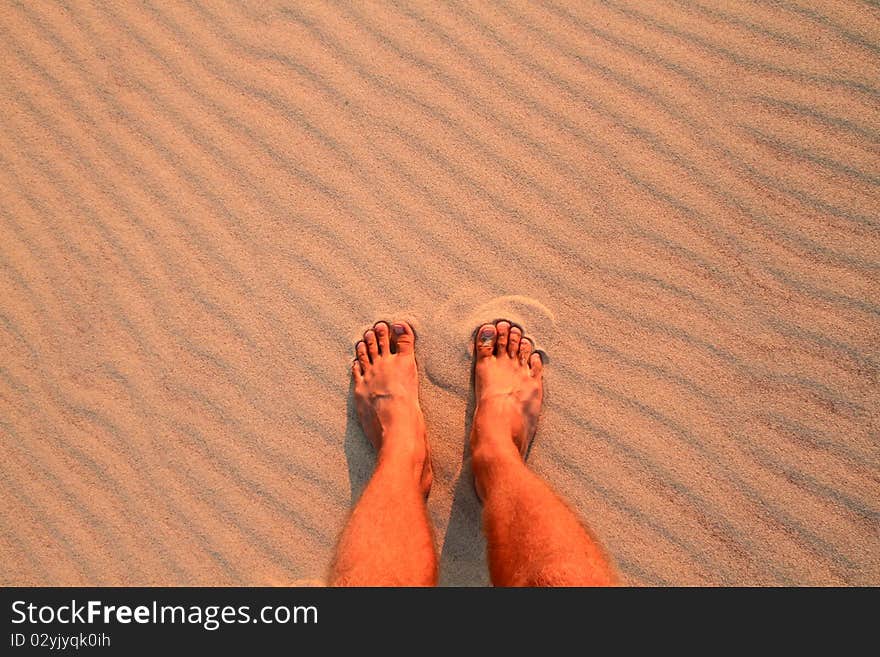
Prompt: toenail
<box><xmin>479</xmin><ymin>328</ymin><xmax>495</xmax><ymax>343</ymax></box>
<box><xmin>392</xmin><ymin>324</ymin><xmax>406</xmax><ymax>335</ymax></box>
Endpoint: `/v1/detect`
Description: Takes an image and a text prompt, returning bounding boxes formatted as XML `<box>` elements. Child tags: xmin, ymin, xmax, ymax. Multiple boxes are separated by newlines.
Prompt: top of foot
<box><xmin>470</xmin><ymin>320</ymin><xmax>544</xmax><ymax>461</ymax></box>
<box><xmin>351</xmin><ymin>321</ymin><xmax>432</xmax><ymax>495</ymax></box>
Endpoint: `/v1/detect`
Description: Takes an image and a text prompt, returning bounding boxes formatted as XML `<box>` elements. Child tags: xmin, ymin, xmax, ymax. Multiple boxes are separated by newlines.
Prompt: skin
<box><xmin>330</xmin><ymin>321</ymin><xmax>436</xmax><ymax>586</ymax></box>
<box><xmin>330</xmin><ymin>319</ymin><xmax>615</xmax><ymax>587</ymax></box>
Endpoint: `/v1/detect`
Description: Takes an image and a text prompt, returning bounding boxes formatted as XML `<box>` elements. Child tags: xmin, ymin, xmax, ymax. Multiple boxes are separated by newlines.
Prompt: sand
<box><xmin>0</xmin><ymin>1</ymin><xmax>877</xmax><ymax>586</ymax></box>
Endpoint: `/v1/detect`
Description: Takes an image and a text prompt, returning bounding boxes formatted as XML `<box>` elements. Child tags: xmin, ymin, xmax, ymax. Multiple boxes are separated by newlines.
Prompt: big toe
<box><xmin>390</xmin><ymin>320</ymin><xmax>416</xmax><ymax>355</ymax></box>
<box><xmin>475</xmin><ymin>323</ymin><xmax>497</xmax><ymax>359</ymax></box>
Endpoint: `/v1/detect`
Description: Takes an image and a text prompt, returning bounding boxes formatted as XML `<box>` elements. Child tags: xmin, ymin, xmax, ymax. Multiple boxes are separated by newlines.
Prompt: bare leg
<box><xmin>330</xmin><ymin>321</ymin><xmax>437</xmax><ymax>586</ymax></box>
<box><xmin>470</xmin><ymin>321</ymin><xmax>616</xmax><ymax>587</ymax></box>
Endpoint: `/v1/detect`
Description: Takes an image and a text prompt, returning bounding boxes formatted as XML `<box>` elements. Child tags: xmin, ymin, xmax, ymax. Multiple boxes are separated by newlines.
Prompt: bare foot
<box><xmin>470</xmin><ymin>320</ymin><xmax>544</xmax><ymax>471</ymax></box>
<box><xmin>351</xmin><ymin>321</ymin><xmax>432</xmax><ymax>495</ymax></box>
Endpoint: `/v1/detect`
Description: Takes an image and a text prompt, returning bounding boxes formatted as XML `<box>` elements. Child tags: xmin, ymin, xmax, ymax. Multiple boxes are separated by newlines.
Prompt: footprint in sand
<box><xmin>420</xmin><ymin>293</ymin><xmax>556</xmax><ymax>396</ymax></box>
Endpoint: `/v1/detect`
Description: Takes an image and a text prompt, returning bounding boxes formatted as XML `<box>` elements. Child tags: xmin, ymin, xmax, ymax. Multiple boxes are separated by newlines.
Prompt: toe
<box><xmin>374</xmin><ymin>321</ymin><xmax>391</xmax><ymax>355</ymax></box>
<box><xmin>390</xmin><ymin>321</ymin><xmax>415</xmax><ymax>355</ymax></box>
<box><xmin>508</xmin><ymin>325</ymin><xmax>522</xmax><ymax>358</ymax></box>
<box><xmin>519</xmin><ymin>337</ymin><xmax>533</xmax><ymax>365</ymax></box>
<box><xmin>355</xmin><ymin>340</ymin><xmax>370</xmax><ymax>371</ymax></box>
<box><xmin>364</xmin><ymin>329</ymin><xmax>379</xmax><ymax>360</ymax></box>
<box><xmin>494</xmin><ymin>320</ymin><xmax>511</xmax><ymax>356</ymax></box>
<box><xmin>351</xmin><ymin>359</ymin><xmax>363</xmax><ymax>383</ymax></box>
<box><xmin>475</xmin><ymin>323</ymin><xmax>497</xmax><ymax>359</ymax></box>
<box><xmin>530</xmin><ymin>352</ymin><xmax>544</xmax><ymax>378</ymax></box>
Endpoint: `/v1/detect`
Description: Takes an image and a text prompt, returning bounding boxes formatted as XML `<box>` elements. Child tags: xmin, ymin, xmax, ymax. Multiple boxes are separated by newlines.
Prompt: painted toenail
<box><xmin>479</xmin><ymin>328</ymin><xmax>495</xmax><ymax>343</ymax></box>
<box><xmin>392</xmin><ymin>324</ymin><xmax>406</xmax><ymax>335</ymax></box>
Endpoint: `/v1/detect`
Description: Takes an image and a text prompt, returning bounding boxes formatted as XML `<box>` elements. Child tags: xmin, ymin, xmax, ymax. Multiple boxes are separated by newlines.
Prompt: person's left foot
<box><xmin>351</xmin><ymin>321</ymin><xmax>432</xmax><ymax>495</ymax></box>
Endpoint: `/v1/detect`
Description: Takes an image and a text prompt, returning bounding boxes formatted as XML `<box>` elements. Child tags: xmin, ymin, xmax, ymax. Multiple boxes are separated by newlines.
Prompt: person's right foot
<box><xmin>470</xmin><ymin>320</ymin><xmax>544</xmax><ymax>469</ymax></box>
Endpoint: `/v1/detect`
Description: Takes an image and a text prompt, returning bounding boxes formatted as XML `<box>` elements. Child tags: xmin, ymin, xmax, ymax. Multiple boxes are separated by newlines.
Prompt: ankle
<box><xmin>471</xmin><ymin>443</ymin><xmax>523</xmax><ymax>500</ymax></box>
<box><xmin>470</xmin><ymin>436</ymin><xmax>520</xmax><ymax>467</ymax></box>
<box><xmin>377</xmin><ymin>430</ymin><xmax>426</xmax><ymax>478</ymax></box>
<box><xmin>471</xmin><ymin>397</ymin><xmax>524</xmax><ymax>457</ymax></box>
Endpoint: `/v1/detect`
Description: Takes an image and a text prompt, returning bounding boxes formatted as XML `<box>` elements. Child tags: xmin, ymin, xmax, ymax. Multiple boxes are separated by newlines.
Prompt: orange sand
<box><xmin>0</xmin><ymin>1</ymin><xmax>877</xmax><ymax>585</ymax></box>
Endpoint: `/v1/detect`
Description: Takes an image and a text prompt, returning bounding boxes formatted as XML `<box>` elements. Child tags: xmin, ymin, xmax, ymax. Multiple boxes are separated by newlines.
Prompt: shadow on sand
<box><xmin>343</xmin><ymin>379</ymin><xmax>374</xmax><ymax>506</ymax></box>
<box><xmin>437</xmin><ymin>365</ymin><xmax>489</xmax><ymax>586</ymax></box>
